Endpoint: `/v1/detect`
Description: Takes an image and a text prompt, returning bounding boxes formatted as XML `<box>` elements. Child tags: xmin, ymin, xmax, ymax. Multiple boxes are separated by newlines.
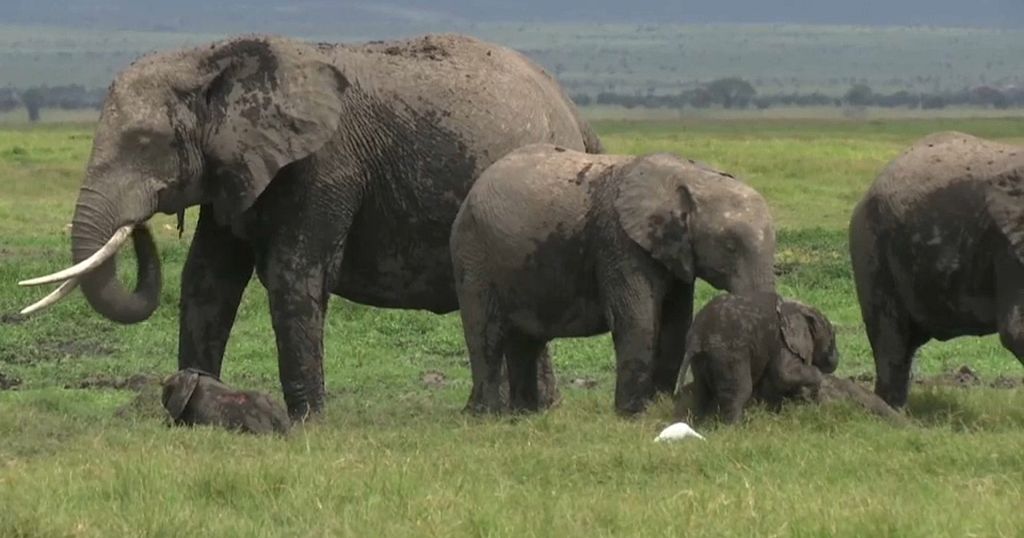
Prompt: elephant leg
<box><xmin>255</xmin><ymin>255</ymin><xmax>332</xmax><ymax>421</ymax></box>
<box><xmin>851</xmin><ymin>223</ymin><xmax>926</xmax><ymax>408</ymax></box>
<box><xmin>854</xmin><ymin>259</ymin><xmax>927</xmax><ymax>408</ymax></box>
<box><xmin>505</xmin><ymin>332</ymin><xmax>547</xmax><ymax>413</ymax></box>
<box><xmin>457</xmin><ymin>280</ymin><xmax>508</xmax><ymax>415</ymax></box>
<box><xmin>995</xmin><ymin>250</ymin><xmax>1024</xmax><ymax>362</ymax></box>
<box><xmin>178</xmin><ymin>205</ymin><xmax>255</xmax><ymax>375</ymax></box>
<box><xmin>653</xmin><ymin>281</ymin><xmax>694</xmax><ymax>394</ymax></box>
<box><xmin>535</xmin><ymin>345</ymin><xmax>562</xmax><ymax>410</ymax></box>
<box><xmin>606</xmin><ymin>278</ymin><xmax>662</xmax><ymax>416</ymax></box>
<box><xmin>715</xmin><ymin>367</ymin><xmax>753</xmax><ymax>424</ymax></box>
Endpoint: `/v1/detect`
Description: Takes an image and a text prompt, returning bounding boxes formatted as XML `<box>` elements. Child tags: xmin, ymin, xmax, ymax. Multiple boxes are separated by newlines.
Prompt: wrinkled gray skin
<box><xmin>677</xmin><ymin>292</ymin><xmax>838</xmax><ymax>424</ymax></box>
<box><xmin>60</xmin><ymin>34</ymin><xmax>601</xmax><ymax>420</ymax></box>
<box><xmin>162</xmin><ymin>368</ymin><xmax>291</xmax><ymax>434</ymax></box>
<box><xmin>850</xmin><ymin>132</ymin><xmax>1024</xmax><ymax>408</ymax></box>
<box><xmin>450</xmin><ymin>145</ymin><xmax>776</xmax><ymax>415</ymax></box>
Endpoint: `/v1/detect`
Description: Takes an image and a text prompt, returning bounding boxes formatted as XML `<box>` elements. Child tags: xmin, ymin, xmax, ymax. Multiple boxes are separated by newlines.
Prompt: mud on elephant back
<box><xmin>16</xmin><ymin>33</ymin><xmax>602</xmax><ymax>420</ymax></box>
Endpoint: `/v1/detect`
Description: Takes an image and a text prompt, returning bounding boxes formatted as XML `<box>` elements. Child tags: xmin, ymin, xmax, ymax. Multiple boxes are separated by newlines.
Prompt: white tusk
<box><xmin>19</xmin><ymin>276</ymin><xmax>80</xmax><ymax>315</ymax></box>
<box><xmin>18</xmin><ymin>225</ymin><xmax>134</xmax><ymax>287</ymax></box>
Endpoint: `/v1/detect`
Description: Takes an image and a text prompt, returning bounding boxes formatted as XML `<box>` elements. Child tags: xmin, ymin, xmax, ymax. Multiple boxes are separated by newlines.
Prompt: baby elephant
<box><xmin>452</xmin><ymin>144</ymin><xmax>776</xmax><ymax>416</ymax></box>
<box><xmin>678</xmin><ymin>292</ymin><xmax>839</xmax><ymax>424</ymax></box>
<box><xmin>161</xmin><ymin>368</ymin><xmax>291</xmax><ymax>435</ymax></box>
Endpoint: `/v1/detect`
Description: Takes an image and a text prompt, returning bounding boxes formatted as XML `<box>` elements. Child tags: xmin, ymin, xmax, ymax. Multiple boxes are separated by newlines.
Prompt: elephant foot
<box><xmin>537</xmin><ymin>368</ymin><xmax>562</xmax><ymax>411</ymax></box>
<box><xmin>463</xmin><ymin>382</ymin><xmax>509</xmax><ymax>415</ymax></box>
<box><xmin>284</xmin><ymin>394</ymin><xmax>325</xmax><ymax>423</ymax></box>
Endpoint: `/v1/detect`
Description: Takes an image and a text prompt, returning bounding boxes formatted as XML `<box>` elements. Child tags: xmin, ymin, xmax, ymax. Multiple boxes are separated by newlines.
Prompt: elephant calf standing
<box><xmin>677</xmin><ymin>292</ymin><xmax>838</xmax><ymax>424</ymax></box>
<box><xmin>450</xmin><ymin>144</ymin><xmax>776</xmax><ymax>415</ymax></box>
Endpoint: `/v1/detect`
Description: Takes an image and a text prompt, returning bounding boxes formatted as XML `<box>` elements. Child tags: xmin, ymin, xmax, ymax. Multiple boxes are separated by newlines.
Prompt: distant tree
<box><xmin>21</xmin><ymin>87</ymin><xmax>44</xmax><ymax>122</ymax></box>
<box><xmin>971</xmin><ymin>86</ymin><xmax>1009</xmax><ymax>109</ymax></box>
<box><xmin>843</xmin><ymin>84</ymin><xmax>874</xmax><ymax>107</ymax></box>
<box><xmin>921</xmin><ymin>95</ymin><xmax>947</xmax><ymax>110</ymax></box>
<box><xmin>571</xmin><ymin>93</ymin><xmax>592</xmax><ymax>106</ymax></box>
<box><xmin>704</xmin><ymin>77</ymin><xmax>756</xmax><ymax>109</ymax></box>
<box><xmin>0</xmin><ymin>88</ymin><xmax>19</xmax><ymax>112</ymax></box>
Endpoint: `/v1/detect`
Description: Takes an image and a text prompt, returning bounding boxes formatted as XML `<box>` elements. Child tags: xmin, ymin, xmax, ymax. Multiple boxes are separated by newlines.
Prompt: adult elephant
<box><xmin>18</xmin><ymin>34</ymin><xmax>603</xmax><ymax>420</ymax></box>
<box><xmin>850</xmin><ymin>131</ymin><xmax>1024</xmax><ymax>408</ymax></box>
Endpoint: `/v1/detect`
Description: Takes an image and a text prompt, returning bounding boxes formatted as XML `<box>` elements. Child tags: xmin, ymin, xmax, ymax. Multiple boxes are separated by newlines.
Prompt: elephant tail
<box><xmin>674</xmin><ymin>348</ymin><xmax>697</xmax><ymax>397</ymax></box>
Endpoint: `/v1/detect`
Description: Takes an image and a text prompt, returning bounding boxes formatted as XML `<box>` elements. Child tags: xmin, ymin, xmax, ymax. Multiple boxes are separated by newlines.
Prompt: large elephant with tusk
<box><xmin>19</xmin><ymin>34</ymin><xmax>602</xmax><ymax>420</ymax></box>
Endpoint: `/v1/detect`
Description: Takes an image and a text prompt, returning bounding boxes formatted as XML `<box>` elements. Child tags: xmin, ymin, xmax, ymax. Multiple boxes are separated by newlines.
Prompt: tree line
<box><xmin>0</xmin><ymin>86</ymin><xmax>106</xmax><ymax>121</ymax></box>
<box><xmin>573</xmin><ymin>78</ymin><xmax>1024</xmax><ymax>111</ymax></box>
<box><xmin>4</xmin><ymin>78</ymin><xmax>1024</xmax><ymax>122</ymax></box>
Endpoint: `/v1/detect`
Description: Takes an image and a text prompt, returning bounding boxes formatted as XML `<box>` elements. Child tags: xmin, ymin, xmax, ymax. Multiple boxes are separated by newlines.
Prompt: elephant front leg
<box><xmin>260</xmin><ymin>261</ymin><xmax>331</xmax><ymax>421</ymax></box>
<box><xmin>653</xmin><ymin>282</ymin><xmax>694</xmax><ymax>394</ymax></box>
<box><xmin>505</xmin><ymin>333</ymin><xmax>556</xmax><ymax>413</ymax></box>
<box><xmin>178</xmin><ymin>205</ymin><xmax>255</xmax><ymax>375</ymax></box>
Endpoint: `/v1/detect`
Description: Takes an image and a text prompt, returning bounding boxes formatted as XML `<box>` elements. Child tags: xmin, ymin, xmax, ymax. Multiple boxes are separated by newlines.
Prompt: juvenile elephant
<box><xmin>850</xmin><ymin>131</ymin><xmax>1024</xmax><ymax>407</ymax></box>
<box><xmin>17</xmin><ymin>34</ymin><xmax>601</xmax><ymax>419</ymax></box>
<box><xmin>450</xmin><ymin>144</ymin><xmax>777</xmax><ymax>415</ymax></box>
<box><xmin>162</xmin><ymin>368</ymin><xmax>291</xmax><ymax>434</ymax></box>
<box><xmin>677</xmin><ymin>292</ymin><xmax>838</xmax><ymax>423</ymax></box>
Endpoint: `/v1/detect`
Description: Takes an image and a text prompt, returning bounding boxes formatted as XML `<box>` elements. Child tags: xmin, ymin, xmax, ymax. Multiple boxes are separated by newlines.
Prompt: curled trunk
<box><xmin>70</xmin><ymin>186</ymin><xmax>161</xmax><ymax>324</ymax></box>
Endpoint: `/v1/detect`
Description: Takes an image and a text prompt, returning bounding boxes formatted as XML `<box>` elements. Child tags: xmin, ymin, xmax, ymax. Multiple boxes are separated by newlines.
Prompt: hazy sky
<box><xmin>4</xmin><ymin>0</ymin><xmax>1023</xmax><ymax>30</ymax></box>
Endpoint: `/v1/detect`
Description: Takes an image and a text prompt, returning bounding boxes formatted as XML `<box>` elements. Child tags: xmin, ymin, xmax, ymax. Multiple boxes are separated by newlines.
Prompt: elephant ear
<box><xmin>161</xmin><ymin>370</ymin><xmax>201</xmax><ymax>421</ymax></box>
<box><xmin>778</xmin><ymin>301</ymin><xmax>815</xmax><ymax>365</ymax></box>
<box><xmin>986</xmin><ymin>165</ymin><xmax>1024</xmax><ymax>265</ymax></box>
<box><xmin>200</xmin><ymin>37</ymin><xmax>350</xmax><ymax>221</ymax></box>
<box><xmin>614</xmin><ymin>157</ymin><xmax>696</xmax><ymax>282</ymax></box>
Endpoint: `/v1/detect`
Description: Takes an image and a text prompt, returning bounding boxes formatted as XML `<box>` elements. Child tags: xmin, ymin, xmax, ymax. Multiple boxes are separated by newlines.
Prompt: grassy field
<box><xmin>2</xmin><ymin>118</ymin><xmax>1024</xmax><ymax>536</ymax></box>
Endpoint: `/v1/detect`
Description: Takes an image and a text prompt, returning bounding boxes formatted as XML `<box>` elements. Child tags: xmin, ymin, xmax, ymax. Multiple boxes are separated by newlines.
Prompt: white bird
<box><xmin>654</xmin><ymin>422</ymin><xmax>706</xmax><ymax>442</ymax></box>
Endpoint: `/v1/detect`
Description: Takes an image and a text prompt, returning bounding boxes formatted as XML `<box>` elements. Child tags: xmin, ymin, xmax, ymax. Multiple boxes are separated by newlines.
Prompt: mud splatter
<box><xmin>421</xmin><ymin>370</ymin><xmax>448</xmax><ymax>389</ymax></box>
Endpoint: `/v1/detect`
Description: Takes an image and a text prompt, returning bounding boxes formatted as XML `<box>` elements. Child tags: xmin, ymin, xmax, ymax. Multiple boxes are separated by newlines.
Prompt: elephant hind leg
<box><xmin>995</xmin><ymin>249</ymin><xmax>1024</xmax><ymax>363</ymax></box>
<box><xmin>855</xmin><ymin>264</ymin><xmax>927</xmax><ymax>408</ymax></box>
<box><xmin>504</xmin><ymin>332</ymin><xmax>551</xmax><ymax>413</ymax></box>
<box><xmin>851</xmin><ymin>215</ymin><xmax>927</xmax><ymax>409</ymax></box>
<box><xmin>457</xmin><ymin>280</ymin><xmax>509</xmax><ymax>415</ymax></box>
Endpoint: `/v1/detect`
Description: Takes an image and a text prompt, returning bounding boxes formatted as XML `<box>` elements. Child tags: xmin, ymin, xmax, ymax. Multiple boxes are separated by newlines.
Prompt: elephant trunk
<box><xmin>69</xmin><ymin>183</ymin><xmax>162</xmax><ymax>324</ymax></box>
<box><xmin>729</xmin><ymin>266</ymin><xmax>776</xmax><ymax>295</ymax></box>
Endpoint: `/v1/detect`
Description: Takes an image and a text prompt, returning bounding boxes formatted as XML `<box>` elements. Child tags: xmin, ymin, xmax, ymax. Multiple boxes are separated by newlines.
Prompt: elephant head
<box><xmin>778</xmin><ymin>300</ymin><xmax>839</xmax><ymax>374</ymax></box>
<box><xmin>19</xmin><ymin>36</ymin><xmax>350</xmax><ymax>322</ymax></box>
<box><xmin>614</xmin><ymin>154</ymin><xmax>776</xmax><ymax>294</ymax></box>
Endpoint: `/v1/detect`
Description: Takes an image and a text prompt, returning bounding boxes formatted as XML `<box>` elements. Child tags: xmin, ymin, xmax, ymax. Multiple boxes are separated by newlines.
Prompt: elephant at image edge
<box><xmin>18</xmin><ymin>34</ymin><xmax>603</xmax><ymax>420</ymax></box>
<box><xmin>850</xmin><ymin>131</ymin><xmax>1024</xmax><ymax>407</ymax></box>
<box><xmin>450</xmin><ymin>144</ymin><xmax>776</xmax><ymax>415</ymax></box>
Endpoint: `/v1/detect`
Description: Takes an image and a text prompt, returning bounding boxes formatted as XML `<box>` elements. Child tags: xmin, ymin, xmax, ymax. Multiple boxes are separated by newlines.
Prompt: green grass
<box><xmin>2</xmin><ymin>118</ymin><xmax>1024</xmax><ymax>536</ymax></box>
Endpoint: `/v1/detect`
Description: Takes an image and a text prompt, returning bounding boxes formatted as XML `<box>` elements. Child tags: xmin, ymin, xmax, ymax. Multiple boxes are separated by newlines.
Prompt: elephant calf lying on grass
<box><xmin>675</xmin><ymin>292</ymin><xmax>838</xmax><ymax>424</ymax></box>
<box><xmin>451</xmin><ymin>144</ymin><xmax>776</xmax><ymax>416</ymax></box>
<box><xmin>162</xmin><ymin>368</ymin><xmax>291</xmax><ymax>435</ymax></box>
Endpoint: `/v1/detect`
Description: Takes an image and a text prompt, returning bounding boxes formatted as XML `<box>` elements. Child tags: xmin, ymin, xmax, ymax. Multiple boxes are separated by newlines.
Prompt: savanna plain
<box><xmin>2</xmin><ymin>117</ymin><xmax>1024</xmax><ymax>537</ymax></box>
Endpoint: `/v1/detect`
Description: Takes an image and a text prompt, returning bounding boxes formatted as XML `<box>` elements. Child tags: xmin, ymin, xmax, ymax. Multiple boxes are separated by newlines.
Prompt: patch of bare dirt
<box><xmin>65</xmin><ymin>373</ymin><xmax>159</xmax><ymax>391</ymax></box>
<box><xmin>0</xmin><ymin>313</ymin><xmax>27</xmax><ymax>325</ymax></box>
<box><xmin>421</xmin><ymin>370</ymin><xmax>447</xmax><ymax>389</ymax></box>
<box><xmin>1</xmin><ymin>337</ymin><xmax>116</xmax><ymax>364</ymax></box>
<box><xmin>988</xmin><ymin>375</ymin><xmax>1022</xmax><ymax>389</ymax></box>
<box><xmin>0</xmin><ymin>372</ymin><xmax>22</xmax><ymax>390</ymax></box>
